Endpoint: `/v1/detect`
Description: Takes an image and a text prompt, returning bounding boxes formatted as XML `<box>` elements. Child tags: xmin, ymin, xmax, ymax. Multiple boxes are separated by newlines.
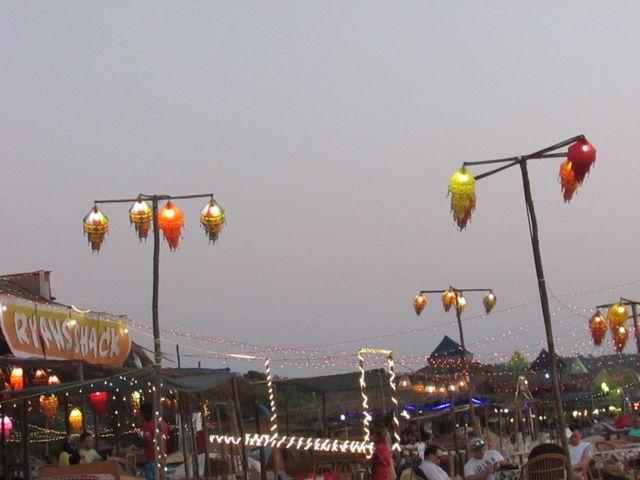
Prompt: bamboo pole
<box><xmin>232</xmin><ymin>378</ymin><xmax>249</xmax><ymax>480</ymax></box>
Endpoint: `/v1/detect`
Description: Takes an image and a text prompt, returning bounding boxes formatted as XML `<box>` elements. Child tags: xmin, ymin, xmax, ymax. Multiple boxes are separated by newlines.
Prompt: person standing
<box><xmin>372</xmin><ymin>427</ymin><xmax>392</xmax><ymax>480</ymax></box>
<box><xmin>420</xmin><ymin>445</ymin><xmax>451</xmax><ymax>480</ymax></box>
<box><xmin>140</xmin><ymin>402</ymin><xmax>169</xmax><ymax>480</ymax></box>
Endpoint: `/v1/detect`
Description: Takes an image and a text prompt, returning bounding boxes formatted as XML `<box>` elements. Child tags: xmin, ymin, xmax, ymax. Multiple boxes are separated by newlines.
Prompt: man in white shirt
<box><xmin>567</xmin><ymin>425</ymin><xmax>592</xmax><ymax>480</ymax></box>
<box><xmin>420</xmin><ymin>445</ymin><xmax>451</xmax><ymax>480</ymax></box>
<box><xmin>464</xmin><ymin>438</ymin><xmax>509</xmax><ymax>480</ymax></box>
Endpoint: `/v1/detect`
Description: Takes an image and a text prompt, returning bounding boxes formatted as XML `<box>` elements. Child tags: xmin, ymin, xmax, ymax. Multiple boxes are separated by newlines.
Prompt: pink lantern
<box><xmin>1</xmin><ymin>416</ymin><xmax>12</xmax><ymax>439</ymax></box>
<box><xmin>89</xmin><ymin>391</ymin><xmax>108</xmax><ymax>416</ymax></box>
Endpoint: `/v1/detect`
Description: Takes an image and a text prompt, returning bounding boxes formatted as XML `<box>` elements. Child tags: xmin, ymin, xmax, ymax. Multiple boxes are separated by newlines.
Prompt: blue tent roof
<box><xmin>429</xmin><ymin>335</ymin><xmax>473</xmax><ymax>362</ymax></box>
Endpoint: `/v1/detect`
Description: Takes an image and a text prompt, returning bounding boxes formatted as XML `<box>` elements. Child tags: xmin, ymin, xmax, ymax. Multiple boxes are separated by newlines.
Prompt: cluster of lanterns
<box><xmin>447</xmin><ymin>137</ymin><xmax>596</xmax><ymax>229</ymax></box>
<box><xmin>413</xmin><ymin>289</ymin><xmax>496</xmax><ymax>316</ymax></box>
<box><xmin>589</xmin><ymin>302</ymin><xmax>634</xmax><ymax>353</ymax></box>
<box><xmin>83</xmin><ymin>196</ymin><xmax>225</xmax><ymax>252</ymax></box>
<box><xmin>398</xmin><ymin>376</ymin><xmax>467</xmax><ymax>394</ymax></box>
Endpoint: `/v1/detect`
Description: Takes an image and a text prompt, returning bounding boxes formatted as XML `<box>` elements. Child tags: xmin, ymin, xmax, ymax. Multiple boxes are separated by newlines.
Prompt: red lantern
<box><xmin>33</xmin><ymin>369</ymin><xmax>47</xmax><ymax>386</ymax></box>
<box><xmin>82</xmin><ymin>206</ymin><xmax>109</xmax><ymax>253</ymax></box>
<box><xmin>89</xmin><ymin>391</ymin><xmax>108</xmax><ymax>416</ymax></box>
<box><xmin>567</xmin><ymin>138</ymin><xmax>596</xmax><ymax>185</ymax></box>
<box><xmin>158</xmin><ymin>201</ymin><xmax>184</xmax><ymax>250</ymax></box>
<box><xmin>1</xmin><ymin>416</ymin><xmax>12</xmax><ymax>440</ymax></box>
<box><xmin>10</xmin><ymin>367</ymin><xmax>24</xmax><ymax>390</ymax></box>
<box><xmin>613</xmin><ymin>326</ymin><xmax>629</xmax><ymax>353</ymax></box>
<box><xmin>200</xmin><ymin>199</ymin><xmax>226</xmax><ymax>243</ymax></box>
<box><xmin>413</xmin><ymin>293</ymin><xmax>427</xmax><ymax>315</ymax></box>
<box><xmin>588</xmin><ymin>311</ymin><xmax>607</xmax><ymax>346</ymax></box>
<box><xmin>559</xmin><ymin>160</ymin><xmax>578</xmax><ymax>203</ymax></box>
<box><xmin>129</xmin><ymin>199</ymin><xmax>153</xmax><ymax>241</ymax></box>
<box><xmin>40</xmin><ymin>395</ymin><xmax>59</xmax><ymax>421</ymax></box>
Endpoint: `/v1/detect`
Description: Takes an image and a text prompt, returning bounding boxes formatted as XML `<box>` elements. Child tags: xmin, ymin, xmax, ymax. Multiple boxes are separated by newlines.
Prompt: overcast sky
<box><xmin>2</xmin><ymin>1</ymin><xmax>640</xmax><ymax>377</ymax></box>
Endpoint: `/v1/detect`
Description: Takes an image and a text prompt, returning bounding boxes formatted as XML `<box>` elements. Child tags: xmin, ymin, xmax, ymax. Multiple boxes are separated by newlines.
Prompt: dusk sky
<box><xmin>2</xmin><ymin>2</ymin><xmax>639</xmax><ymax>376</ymax></box>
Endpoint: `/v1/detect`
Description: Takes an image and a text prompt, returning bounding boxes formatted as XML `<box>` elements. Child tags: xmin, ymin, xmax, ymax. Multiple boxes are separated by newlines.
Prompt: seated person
<box><xmin>420</xmin><ymin>445</ymin><xmax>451</xmax><ymax>480</ymax></box>
<box><xmin>59</xmin><ymin>436</ymin><xmax>80</xmax><ymax>466</ymax></box>
<box><xmin>528</xmin><ymin>442</ymin><xmax>565</xmax><ymax>460</ymax></box>
<box><xmin>464</xmin><ymin>438</ymin><xmax>509</xmax><ymax>480</ymax></box>
<box><xmin>567</xmin><ymin>424</ymin><xmax>593</xmax><ymax>480</ymax></box>
<box><xmin>78</xmin><ymin>432</ymin><xmax>103</xmax><ymax>464</ymax></box>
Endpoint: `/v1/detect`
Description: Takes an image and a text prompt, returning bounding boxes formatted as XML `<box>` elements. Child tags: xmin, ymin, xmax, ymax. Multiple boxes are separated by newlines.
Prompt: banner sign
<box><xmin>0</xmin><ymin>295</ymin><xmax>131</xmax><ymax>366</ymax></box>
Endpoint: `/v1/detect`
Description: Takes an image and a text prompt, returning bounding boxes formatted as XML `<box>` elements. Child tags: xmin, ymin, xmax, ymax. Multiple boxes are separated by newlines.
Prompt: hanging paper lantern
<box><xmin>613</xmin><ymin>326</ymin><xmax>629</xmax><ymax>353</ymax></box>
<box><xmin>89</xmin><ymin>391</ymin><xmax>108</xmax><ymax>416</ymax></box>
<box><xmin>131</xmin><ymin>391</ymin><xmax>142</xmax><ymax>411</ymax></box>
<box><xmin>1</xmin><ymin>416</ymin><xmax>12</xmax><ymax>440</ymax></box>
<box><xmin>567</xmin><ymin>138</ymin><xmax>596</xmax><ymax>185</ymax></box>
<box><xmin>426</xmin><ymin>385</ymin><xmax>436</xmax><ymax>394</ymax></box>
<box><xmin>10</xmin><ymin>367</ymin><xmax>24</xmax><ymax>390</ymax></box>
<box><xmin>448</xmin><ymin>167</ymin><xmax>476</xmax><ymax>231</ymax></box>
<box><xmin>82</xmin><ymin>206</ymin><xmax>109</xmax><ymax>253</ymax></box>
<box><xmin>157</xmin><ymin>201</ymin><xmax>184</xmax><ymax>250</ymax></box>
<box><xmin>129</xmin><ymin>199</ymin><xmax>153</xmax><ymax>241</ymax></box>
<box><xmin>47</xmin><ymin>374</ymin><xmax>61</xmax><ymax>385</ymax></box>
<box><xmin>589</xmin><ymin>311</ymin><xmax>608</xmax><ymax>346</ymax></box>
<box><xmin>411</xmin><ymin>380</ymin><xmax>425</xmax><ymax>393</ymax></box>
<box><xmin>455</xmin><ymin>294</ymin><xmax>467</xmax><ymax>313</ymax></box>
<box><xmin>558</xmin><ymin>160</ymin><xmax>578</xmax><ymax>203</ymax></box>
<box><xmin>413</xmin><ymin>293</ymin><xmax>427</xmax><ymax>315</ymax></box>
<box><xmin>39</xmin><ymin>395</ymin><xmax>59</xmax><ymax>421</ymax></box>
<box><xmin>33</xmin><ymin>369</ymin><xmax>47</xmax><ymax>386</ymax></box>
<box><xmin>483</xmin><ymin>291</ymin><xmax>497</xmax><ymax>314</ymax></box>
<box><xmin>69</xmin><ymin>408</ymin><xmax>83</xmax><ymax>433</ymax></box>
<box><xmin>162</xmin><ymin>397</ymin><xmax>178</xmax><ymax>416</ymax></box>
<box><xmin>607</xmin><ymin>303</ymin><xmax>628</xmax><ymax>332</ymax></box>
<box><xmin>442</xmin><ymin>289</ymin><xmax>456</xmax><ymax>312</ymax></box>
<box><xmin>200</xmin><ymin>199</ymin><xmax>226</xmax><ymax>243</ymax></box>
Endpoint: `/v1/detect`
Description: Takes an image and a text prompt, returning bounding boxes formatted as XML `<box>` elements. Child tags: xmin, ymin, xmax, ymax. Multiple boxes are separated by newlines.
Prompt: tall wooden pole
<box><xmin>631</xmin><ymin>303</ymin><xmax>640</xmax><ymax>354</ymax></box>
<box><xmin>232</xmin><ymin>378</ymin><xmax>249</xmax><ymax>480</ymax></box>
<box><xmin>448</xmin><ymin>393</ymin><xmax>461</xmax><ymax>477</ymax></box>
<box><xmin>519</xmin><ymin>161</ymin><xmax>572</xmax><ymax>480</ymax></box>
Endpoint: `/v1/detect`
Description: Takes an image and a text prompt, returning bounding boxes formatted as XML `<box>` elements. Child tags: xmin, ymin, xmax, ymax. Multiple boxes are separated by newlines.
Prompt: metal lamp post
<box><xmin>446</xmin><ymin>135</ymin><xmax>597</xmax><ymax>480</ymax></box>
<box><xmin>83</xmin><ymin>192</ymin><xmax>225</xmax><ymax>480</ymax></box>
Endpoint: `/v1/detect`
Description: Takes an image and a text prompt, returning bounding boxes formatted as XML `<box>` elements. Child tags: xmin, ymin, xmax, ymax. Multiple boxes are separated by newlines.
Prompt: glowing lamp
<box><xmin>613</xmin><ymin>326</ymin><xmax>629</xmax><ymax>353</ymax></box>
<box><xmin>483</xmin><ymin>291</ymin><xmax>497</xmax><ymax>314</ymax></box>
<box><xmin>157</xmin><ymin>201</ymin><xmax>184</xmax><ymax>250</ymax></box>
<box><xmin>10</xmin><ymin>367</ymin><xmax>24</xmax><ymax>390</ymax></box>
<box><xmin>455</xmin><ymin>294</ymin><xmax>467</xmax><ymax>313</ymax></box>
<box><xmin>448</xmin><ymin>384</ymin><xmax>457</xmax><ymax>393</ymax></box>
<box><xmin>413</xmin><ymin>293</ymin><xmax>427</xmax><ymax>315</ymax></box>
<box><xmin>33</xmin><ymin>368</ymin><xmax>47</xmax><ymax>386</ymax></box>
<box><xmin>200</xmin><ymin>199</ymin><xmax>226</xmax><ymax>243</ymax></box>
<box><xmin>559</xmin><ymin>160</ymin><xmax>578</xmax><ymax>203</ymax></box>
<box><xmin>442</xmin><ymin>289</ymin><xmax>456</xmax><ymax>312</ymax></box>
<box><xmin>411</xmin><ymin>380</ymin><xmax>425</xmax><ymax>393</ymax></box>
<box><xmin>162</xmin><ymin>397</ymin><xmax>178</xmax><ymax>416</ymax></box>
<box><xmin>39</xmin><ymin>395</ymin><xmax>59</xmax><ymax>421</ymax></box>
<box><xmin>567</xmin><ymin>138</ymin><xmax>596</xmax><ymax>185</ymax></box>
<box><xmin>89</xmin><ymin>391</ymin><xmax>108</xmax><ymax>416</ymax></box>
<box><xmin>588</xmin><ymin>311</ymin><xmax>607</xmax><ymax>346</ymax></box>
<box><xmin>448</xmin><ymin>167</ymin><xmax>476</xmax><ymax>231</ymax></box>
<box><xmin>426</xmin><ymin>385</ymin><xmax>436</xmax><ymax>394</ymax></box>
<box><xmin>69</xmin><ymin>408</ymin><xmax>83</xmax><ymax>433</ymax></box>
<box><xmin>1</xmin><ymin>416</ymin><xmax>12</xmax><ymax>439</ymax></box>
<box><xmin>397</xmin><ymin>376</ymin><xmax>412</xmax><ymax>391</ymax></box>
<box><xmin>129</xmin><ymin>199</ymin><xmax>153</xmax><ymax>241</ymax></box>
<box><xmin>131</xmin><ymin>391</ymin><xmax>142</xmax><ymax>410</ymax></box>
<box><xmin>607</xmin><ymin>303</ymin><xmax>628</xmax><ymax>332</ymax></box>
<box><xmin>458</xmin><ymin>380</ymin><xmax>467</xmax><ymax>389</ymax></box>
<box><xmin>47</xmin><ymin>374</ymin><xmax>61</xmax><ymax>385</ymax></box>
<box><xmin>82</xmin><ymin>206</ymin><xmax>109</xmax><ymax>253</ymax></box>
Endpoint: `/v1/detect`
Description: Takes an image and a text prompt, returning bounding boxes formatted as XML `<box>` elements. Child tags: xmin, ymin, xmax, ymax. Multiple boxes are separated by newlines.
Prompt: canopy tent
<box><xmin>274</xmin><ymin>368</ymin><xmax>388</xmax><ymax>393</ymax></box>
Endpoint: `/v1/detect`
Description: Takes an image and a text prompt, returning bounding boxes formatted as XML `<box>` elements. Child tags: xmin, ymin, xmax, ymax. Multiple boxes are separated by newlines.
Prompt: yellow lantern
<box><xmin>9</xmin><ymin>367</ymin><xmax>23</xmax><ymax>390</ymax></box>
<box><xmin>47</xmin><ymin>374</ymin><xmax>61</xmax><ymax>385</ymax></box>
<box><xmin>442</xmin><ymin>289</ymin><xmax>456</xmax><ymax>312</ymax></box>
<box><xmin>82</xmin><ymin>206</ymin><xmax>109</xmax><ymax>253</ymax></box>
<box><xmin>607</xmin><ymin>303</ymin><xmax>628</xmax><ymax>333</ymax></box>
<box><xmin>200</xmin><ymin>199</ymin><xmax>226</xmax><ymax>243</ymax></box>
<box><xmin>131</xmin><ymin>391</ymin><xmax>142</xmax><ymax>411</ymax></box>
<box><xmin>157</xmin><ymin>201</ymin><xmax>184</xmax><ymax>251</ymax></box>
<box><xmin>482</xmin><ymin>291</ymin><xmax>497</xmax><ymax>314</ymax></box>
<box><xmin>455</xmin><ymin>294</ymin><xmax>467</xmax><ymax>313</ymax></box>
<box><xmin>559</xmin><ymin>160</ymin><xmax>578</xmax><ymax>203</ymax></box>
<box><xmin>40</xmin><ymin>395</ymin><xmax>58</xmax><ymax>421</ymax></box>
<box><xmin>69</xmin><ymin>408</ymin><xmax>83</xmax><ymax>433</ymax></box>
<box><xmin>129</xmin><ymin>199</ymin><xmax>153</xmax><ymax>241</ymax></box>
<box><xmin>588</xmin><ymin>311</ymin><xmax>607</xmax><ymax>346</ymax></box>
<box><xmin>448</xmin><ymin>167</ymin><xmax>476</xmax><ymax>231</ymax></box>
<box><xmin>413</xmin><ymin>293</ymin><xmax>427</xmax><ymax>315</ymax></box>
<box><xmin>411</xmin><ymin>380</ymin><xmax>425</xmax><ymax>393</ymax></box>
<box><xmin>613</xmin><ymin>326</ymin><xmax>629</xmax><ymax>353</ymax></box>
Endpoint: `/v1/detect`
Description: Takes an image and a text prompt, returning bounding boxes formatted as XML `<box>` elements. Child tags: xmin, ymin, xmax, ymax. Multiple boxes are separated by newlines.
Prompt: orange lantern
<box><xmin>442</xmin><ymin>289</ymin><xmax>456</xmax><ymax>312</ymax></box>
<box><xmin>613</xmin><ymin>326</ymin><xmax>629</xmax><ymax>353</ymax></box>
<box><xmin>10</xmin><ymin>367</ymin><xmax>24</xmax><ymax>390</ymax></box>
<box><xmin>588</xmin><ymin>311</ymin><xmax>607</xmax><ymax>346</ymax></box>
<box><xmin>483</xmin><ymin>291</ymin><xmax>497</xmax><ymax>314</ymax></box>
<box><xmin>455</xmin><ymin>294</ymin><xmax>467</xmax><ymax>313</ymax></box>
<box><xmin>129</xmin><ymin>199</ymin><xmax>153</xmax><ymax>241</ymax></box>
<box><xmin>33</xmin><ymin>368</ymin><xmax>47</xmax><ymax>386</ymax></box>
<box><xmin>559</xmin><ymin>160</ymin><xmax>578</xmax><ymax>203</ymax></box>
<box><xmin>69</xmin><ymin>408</ymin><xmax>83</xmax><ymax>433</ymax></box>
<box><xmin>39</xmin><ymin>395</ymin><xmax>59</xmax><ymax>421</ymax></box>
<box><xmin>89</xmin><ymin>391</ymin><xmax>108</xmax><ymax>416</ymax></box>
<box><xmin>47</xmin><ymin>374</ymin><xmax>61</xmax><ymax>385</ymax></box>
<box><xmin>157</xmin><ymin>201</ymin><xmax>184</xmax><ymax>250</ymax></box>
<box><xmin>448</xmin><ymin>167</ymin><xmax>476</xmax><ymax>231</ymax></box>
<box><xmin>567</xmin><ymin>138</ymin><xmax>596</xmax><ymax>185</ymax></box>
<box><xmin>162</xmin><ymin>397</ymin><xmax>178</xmax><ymax>416</ymax></box>
<box><xmin>607</xmin><ymin>303</ymin><xmax>628</xmax><ymax>333</ymax></box>
<box><xmin>82</xmin><ymin>206</ymin><xmax>109</xmax><ymax>253</ymax></box>
<box><xmin>200</xmin><ymin>199</ymin><xmax>226</xmax><ymax>243</ymax></box>
<box><xmin>413</xmin><ymin>293</ymin><xmax>427</xmax><ymax>315</ymax></box>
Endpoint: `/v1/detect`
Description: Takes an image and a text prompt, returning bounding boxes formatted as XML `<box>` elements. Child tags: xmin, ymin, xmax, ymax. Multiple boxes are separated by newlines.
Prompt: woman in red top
<box><xmin>372</xmin><ymin>427</ymin><xmax>392</xmax><ymax>480</ymax></box>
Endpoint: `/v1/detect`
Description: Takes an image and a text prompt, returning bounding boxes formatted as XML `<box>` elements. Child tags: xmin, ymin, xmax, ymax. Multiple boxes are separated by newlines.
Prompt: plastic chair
<box><xmin>520</xmin><ymin>453</ymin><xmax>568</xmax><ymax>480</ymax></box>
